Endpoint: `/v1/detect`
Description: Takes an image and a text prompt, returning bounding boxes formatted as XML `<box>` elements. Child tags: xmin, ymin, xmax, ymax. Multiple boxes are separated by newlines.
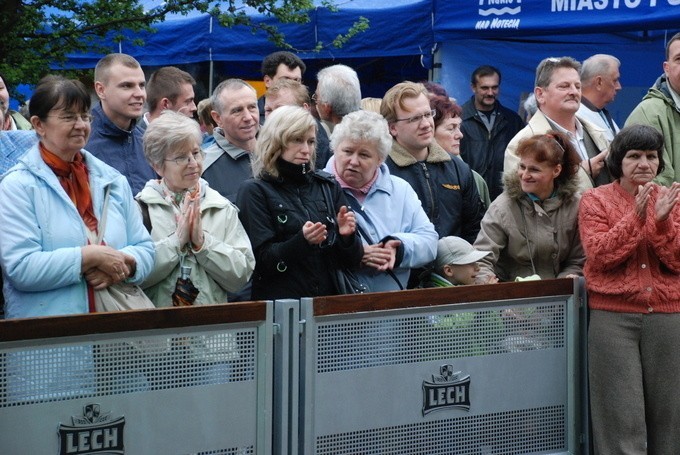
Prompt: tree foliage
<box><xmin>0</xmin><ymin>0</ymin><xmax>368</xmax><ymax>92</ymax></box>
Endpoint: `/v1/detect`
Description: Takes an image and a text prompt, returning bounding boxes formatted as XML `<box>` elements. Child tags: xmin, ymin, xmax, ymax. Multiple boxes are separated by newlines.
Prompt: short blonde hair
<box><xmin>380</xmin><ymin>81</ymin><xmax>428</xmax><ymax>123</ymax></box>
<box><xmin>252</xmin><ymin>105</ymin><xmax>317</xmax><ymax>178</ymax></box>
<box><xmin>94</xmin><ymin>53</ymin><xmax>141</xmax><ymax>85</ymax></box>
<box><xmin>360</xmin><ymin>97</ymin><xmax>382</xmax><ymax>114</ymax></box>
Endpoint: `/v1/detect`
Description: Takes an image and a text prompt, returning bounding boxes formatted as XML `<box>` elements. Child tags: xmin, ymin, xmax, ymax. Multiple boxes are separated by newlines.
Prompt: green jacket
<box><xmin>9</xmin><ymin>111</ymin><xmax>31</xmax><ymax>130</ymax></box>
<box><xmin>625</xmin><ymin>75</ymin><xmax>680</xmax><ymax>186</ymax></box>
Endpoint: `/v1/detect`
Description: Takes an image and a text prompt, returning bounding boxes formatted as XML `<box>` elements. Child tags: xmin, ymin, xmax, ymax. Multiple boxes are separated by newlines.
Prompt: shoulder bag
<box><xmin>320</xmin><ymin>182</ymin><xmax>369</xmax><ymax>294</ymax></box>
<box><xmin>88</xmin><ymin>186</ymin><xmax>155</xmax><ymax>312</ymax></box>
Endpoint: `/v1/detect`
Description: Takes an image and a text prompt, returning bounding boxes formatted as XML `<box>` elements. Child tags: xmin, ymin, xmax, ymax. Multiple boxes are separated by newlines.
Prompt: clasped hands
<box><xmin>303</xmin><ymin>206</ymin><xmax>356</xmax><ymax>245</ymax></box>
<box><xmin>82</xmin><ymin>244</ymin><xmax>137</xmax><ymax>290</ymax></box>
<box><xmin>362</xmin><ymin>239</ymin><xmax>401</xmax><ymax>272</ymax></box>
<box><xmin>176</xmin><ymin>189</ymin><xmax>204</xmax><ymax>250</ymax></box>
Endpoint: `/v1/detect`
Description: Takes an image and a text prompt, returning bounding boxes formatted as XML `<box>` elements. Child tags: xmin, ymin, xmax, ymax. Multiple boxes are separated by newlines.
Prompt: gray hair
<box><xmin>331</xmin><ymin>110</ymin><xmax>392</xmax><ymax>161</ymax></box>
<box><xmin>535</xmin><ymin>56</ymin><xmax>581</xmax><ymax>88</ymax></box>
<box><xmin>580</xmin><ymin>54</ymin><xmax>620</xmax><ymax>86</ymax></box>
<box><xmin>252</xmin><ymin>105</ymin><xmax>317</xmax><ymax>178</ymax></box>
<box><xmin>523</xmin><ymin>93</ymin><xmax>537</xmax><ymax>118</ymax></box>
<box><xmin>143</xmin><ymin>110</ymin><xmax>203</xmax><ymax>169</ymax></box>
<box><xmin>316</xmin><ymin>64</ymin><xmax>361</xmax><ymax>117</ymax></box>
<box><xmin>211</xmin><ymin>78</ymin><xmax>256</xmax><ymax>114</ymax></box>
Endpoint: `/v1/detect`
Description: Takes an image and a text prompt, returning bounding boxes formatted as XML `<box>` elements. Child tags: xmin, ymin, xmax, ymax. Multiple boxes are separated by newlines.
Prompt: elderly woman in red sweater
<box><xmin>579</xmin><ymin>124</ymin><xmax>680</xmax><ymax>454</ymax></box>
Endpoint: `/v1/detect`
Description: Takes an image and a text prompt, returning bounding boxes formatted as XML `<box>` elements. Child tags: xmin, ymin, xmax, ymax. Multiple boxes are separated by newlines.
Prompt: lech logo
<box><xmin>422</xmin><ymin>364</ymin><xmax>471</xmax><ymax>416</ymax></box>
<box><xmin>58</xmin><ymin>403</ymin><xmax>125</xmax><ymax>454</ymax></box>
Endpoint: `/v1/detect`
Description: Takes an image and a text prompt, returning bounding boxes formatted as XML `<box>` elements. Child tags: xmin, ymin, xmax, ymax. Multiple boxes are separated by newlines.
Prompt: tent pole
<box><xmin>208</xmin><ymin>16</ymin><xmax>214</xmax><ymax>95</ymax></box>
<box><xmin>209</xmin><ymin>49</ymin><xmax>214</xmax><ymax>95</ymax></box>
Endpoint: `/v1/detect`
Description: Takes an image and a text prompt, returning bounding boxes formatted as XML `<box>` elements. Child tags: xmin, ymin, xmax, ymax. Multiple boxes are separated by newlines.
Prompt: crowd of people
<box><xmin>2</xmin><ymin>31</ymin><xmax>680</xmax><ymax>452</ymax></box>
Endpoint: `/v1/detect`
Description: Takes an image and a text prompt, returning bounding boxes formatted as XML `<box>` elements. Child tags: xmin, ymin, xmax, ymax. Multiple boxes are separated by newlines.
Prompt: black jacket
<box><xmin>460</xmin><ymin>98</ymin><xmax>525</xmax><ymax>200</ymax></box>
<box><xmin>386</xmin><ymin>140</ymin><xmax>484</xmax><ymax>244</ymax></box>
<box><xmin>236</xmin><ymin>163</ymin><xmax>363</xmax><ymax>300</ymax></box>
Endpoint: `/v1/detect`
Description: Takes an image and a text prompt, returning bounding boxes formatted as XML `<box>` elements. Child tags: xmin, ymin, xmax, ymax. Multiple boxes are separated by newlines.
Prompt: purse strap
<box><xmin>84</xmin><ymin>185</ymin><xmax>111</xmax><ymax>246</ymax></box>
<box><xmin>323</xmin><ymin>182</ymin><xmax>404</xmax><ymax>291</ymax></box>
<box><xmin>95</xmin><ymin>185</ymin><xmax>112</xmax><ymax>245</ymax></box>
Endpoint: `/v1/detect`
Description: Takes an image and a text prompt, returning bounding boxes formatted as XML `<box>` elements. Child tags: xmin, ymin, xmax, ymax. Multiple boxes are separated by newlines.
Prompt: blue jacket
<box><xmin>85</xmin><ymin>103</ymin><xmax>156</xmax><ymax>195</ymax></box>
<box><xmin>326</xmin><ymin>158</ymin><xmax>438</xmax><ymax>292</ymax></box>
<box><xmin>0</xmin><ymin>144</ymin><xmax>155</xmax><ymax>318</ymax></box>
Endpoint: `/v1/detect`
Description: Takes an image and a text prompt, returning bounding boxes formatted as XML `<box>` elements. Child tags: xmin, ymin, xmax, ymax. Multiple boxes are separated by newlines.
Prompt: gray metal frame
<box><xmin>0</xmin><ymin>304</ymin><xmax>274</xmax><ymax>455</ymax></box>
<box><xmin>296</xmin><ymin>283</ymin><xmax>586</xmax><ymax>454</ymax></box>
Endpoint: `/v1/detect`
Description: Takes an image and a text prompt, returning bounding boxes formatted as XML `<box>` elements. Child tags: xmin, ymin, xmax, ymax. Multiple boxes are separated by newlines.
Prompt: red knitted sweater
<box><xmin>579</xmin><ymin>181</ymin><xmax>680</xmax><ymax>313</ymax></box>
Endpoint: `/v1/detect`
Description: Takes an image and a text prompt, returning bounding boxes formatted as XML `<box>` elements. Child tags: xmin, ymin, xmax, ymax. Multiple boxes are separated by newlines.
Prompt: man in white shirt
<box><xmin>505</xmin><ymin>56</ymin><xmax>611</xmax><ymax>189</ymax></box>
<box><xmin>577</xmin><ymin>54</ymin><xmax>622</xmax><ymax>142</ymax></box>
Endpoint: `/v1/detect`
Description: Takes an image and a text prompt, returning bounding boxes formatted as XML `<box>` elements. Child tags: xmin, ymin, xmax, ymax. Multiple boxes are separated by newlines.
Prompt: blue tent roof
<box><xmin>63</xmin><ymin>0</ymin><xmax>434</xmax><ymax>68</ymax></box>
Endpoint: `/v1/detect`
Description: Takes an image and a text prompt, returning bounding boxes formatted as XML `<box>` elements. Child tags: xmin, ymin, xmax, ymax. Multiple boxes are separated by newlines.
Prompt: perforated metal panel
<box><xmin>301</xmin><ymin>296</ymin><xmax>580</xmax><ymax>455</ymax></box>
<box><xmin>1</xmin><ymin>329</ymin><xmax>257</xmax><ymax>405</ymax></box>
<box><xmin>317</xmin><ymin>304</ymin><xmax>565</xmax><ymax>373</ymax></box>
<box><xmin>0</xmin><ymin>313</ymin><xmax>273</xmax><ymax>455</ymax></box>
<box><xmin>316</xmin><ymin>405</ymin><xmax>565</xmax><ymax>454</ymax></box>
<box><xmin>192</xmin><ymin>448</ymin><xmax>254</xmax><ymax>454</ymax></box>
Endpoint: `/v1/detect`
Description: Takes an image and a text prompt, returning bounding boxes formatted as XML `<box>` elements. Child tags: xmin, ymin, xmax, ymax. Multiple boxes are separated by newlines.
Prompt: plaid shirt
<box><xmin>0</xmin><ymin>130</ymin><xmax>37</xmax><ymax>174</ymax></box>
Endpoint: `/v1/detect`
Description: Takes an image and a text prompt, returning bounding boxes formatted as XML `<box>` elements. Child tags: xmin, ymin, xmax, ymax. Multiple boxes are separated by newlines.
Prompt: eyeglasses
<box><xmin>50</xmin><ymin>112</ymin><xmax>93</xmax><ymax>124</ymax></box>
<box><xmin>164</xmin><ymin>151</ymin><xmax>204</xmax><ymax>166</ymax></box>
<box><xmin>394</xmin><ymin>109</ymin><xmax>436</xmax><ymax>124</ymax></box>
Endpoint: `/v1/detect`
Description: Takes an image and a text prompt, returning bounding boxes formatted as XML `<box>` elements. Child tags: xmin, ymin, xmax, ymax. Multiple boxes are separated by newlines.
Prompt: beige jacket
<box><xmin>473</xmin><ymin>170</ymin><xmax>584</xmax><ymax>282</ymax></box>
<box><xmin>138</xmin><ymin>179</ymin><xmax>255</xmax><ymax>307</ymax></box>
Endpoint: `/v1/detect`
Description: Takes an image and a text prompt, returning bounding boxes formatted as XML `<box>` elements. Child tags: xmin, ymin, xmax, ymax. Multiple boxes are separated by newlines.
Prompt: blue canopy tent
<box><xmin>60</xmin><ymin>0</ymin><xmax>434</xmax><ymax>98</ymax></box>
<box><xmin>53</xmin><ymin>0</ymin><xmax>680</xmax><ymax>118</ymax></box>
<box><xmin>432</xmin><ymin>0</ymin><xmax>680</xmax><ymax>123</ymax></box>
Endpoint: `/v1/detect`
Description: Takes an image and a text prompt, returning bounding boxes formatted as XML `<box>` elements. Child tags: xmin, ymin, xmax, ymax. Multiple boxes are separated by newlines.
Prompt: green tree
<box><xmin>0</xmin><ymin>0</ymin><xmax>368</xmax><ymax>92</ymax></box>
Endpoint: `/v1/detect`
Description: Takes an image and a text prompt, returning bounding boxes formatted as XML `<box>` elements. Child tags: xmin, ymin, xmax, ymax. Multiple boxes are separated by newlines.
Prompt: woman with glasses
<box><xmin>0</xmin><ymin>75</ymin><xmax>154</xmax><ymax>318</ymax></box>
<box><xmin>236</xmin><ymin>105</ymin><xmax>363</xmax><ymax>299</ymax></box>
<box><xmin>325</xmin><ymin>109</ymin><xmax>437</xmax><ymax>291</ymax></box>
<box><xmin>137</xmin><ymin>111</ymin><xmax>255</xmax><ymax>307</ymax></box>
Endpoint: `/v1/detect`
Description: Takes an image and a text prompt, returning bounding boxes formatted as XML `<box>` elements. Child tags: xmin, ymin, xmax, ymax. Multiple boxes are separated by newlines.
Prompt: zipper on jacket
<box><xmin>419</xmin><ymin>162</ymin><xmax>436</xmax><ymax>219</ymax></box>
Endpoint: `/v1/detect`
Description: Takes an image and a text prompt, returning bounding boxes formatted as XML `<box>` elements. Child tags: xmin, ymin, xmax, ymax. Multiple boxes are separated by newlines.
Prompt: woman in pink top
<box><xmin>579</xmin><ymin>124</ymin><xmax>680</xmax><ymax>454</ymax></box>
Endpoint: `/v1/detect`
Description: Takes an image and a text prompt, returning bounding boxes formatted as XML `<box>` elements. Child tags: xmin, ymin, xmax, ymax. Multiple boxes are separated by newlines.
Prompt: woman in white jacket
<box><xmin>137</xmin><ymin>111</ymin><xmax>255</xmax><ymax>307</ymax></box>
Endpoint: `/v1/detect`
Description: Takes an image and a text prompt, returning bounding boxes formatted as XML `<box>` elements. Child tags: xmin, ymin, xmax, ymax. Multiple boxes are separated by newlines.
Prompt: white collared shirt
<box><xmin>542</xmin><ymin>113</ymin><xmax>588</xmax><ymax>161</ymax></box>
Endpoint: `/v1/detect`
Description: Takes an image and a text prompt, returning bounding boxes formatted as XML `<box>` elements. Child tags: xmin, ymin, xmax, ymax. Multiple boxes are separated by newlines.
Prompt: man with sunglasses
<box><xmin>382</xmin><ymin>82</ymin><xmax>484</xmax><ymax>248</ymax></box>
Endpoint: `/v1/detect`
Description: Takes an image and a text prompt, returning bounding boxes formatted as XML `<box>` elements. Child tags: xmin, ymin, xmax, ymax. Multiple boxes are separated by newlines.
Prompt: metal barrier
<box><xmin>0</xmin><ymin>279</ymin><xmax>587</xmax><ymax>454</ymax></box>
<box><xmin>0</xmin><ymin>302</ymin><xmax>273</xmax><ymax>455</ymax></box>
<box><xmin>295</xmin><ymin>279</ymin><xmax>587</xmax><ymax>455</ymax></box>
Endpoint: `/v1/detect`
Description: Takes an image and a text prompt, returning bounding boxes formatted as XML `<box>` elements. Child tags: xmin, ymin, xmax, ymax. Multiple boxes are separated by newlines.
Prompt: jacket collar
<box><xmin>91</xmin><ymin>103</ymin><xmax>137</xmax><ymax>137</ymax></box>
<box><xmin>502</xmin><ymin>164</ymin><xmax>580</xmax><ymax>203</ymax></box>
<box><xmin>461</xmin><ymin>97</ymin><xmax>500</xmax><ymax>121</ymax></box>
<box><xmin>138</xmin><ymin>177</ymin><xmax>228</xmax><ymax>210</ymax></box>
<box><xmin>388</xmin><ymin>139</ymin><xmax>451</xmax><ymax>167</ymax></box>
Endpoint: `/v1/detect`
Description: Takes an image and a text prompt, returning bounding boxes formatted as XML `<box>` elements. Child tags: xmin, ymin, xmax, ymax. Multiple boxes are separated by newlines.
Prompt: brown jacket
<box><xmin>473</xmin><ymin>169</ymin><xmax>584</xmax><ymax>282</ymax></box>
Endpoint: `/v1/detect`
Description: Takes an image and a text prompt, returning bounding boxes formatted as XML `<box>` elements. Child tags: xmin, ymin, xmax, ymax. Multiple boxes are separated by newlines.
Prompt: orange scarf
<box><xmin>40</xmin><ymin>143</ymin><xmax>98</xmax><ymax>232</ymax></box>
